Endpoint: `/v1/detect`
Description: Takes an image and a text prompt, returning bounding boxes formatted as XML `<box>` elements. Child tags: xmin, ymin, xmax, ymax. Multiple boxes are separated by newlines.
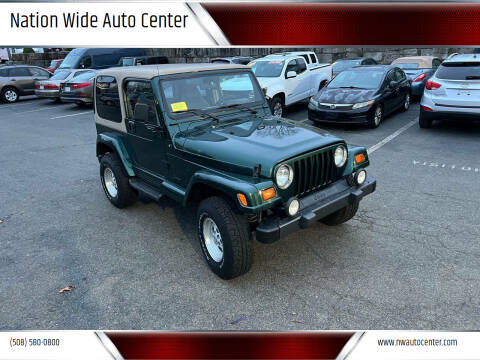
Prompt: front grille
<box><xmin>290</xmin><ymin>146</ymin><xmax>339</xmax><ymax>197</ymax></box>
<box><xmin>319</xmin><ymin>103</ymin><xmax>353</xmax><ymax>110</ymax></box>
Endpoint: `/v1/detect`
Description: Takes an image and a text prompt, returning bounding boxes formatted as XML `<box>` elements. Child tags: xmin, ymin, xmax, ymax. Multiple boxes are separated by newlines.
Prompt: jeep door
<box><xmin>124</xmin><ymin>79</ymin><xmax>168</xmax><ymax>187</ymax></box>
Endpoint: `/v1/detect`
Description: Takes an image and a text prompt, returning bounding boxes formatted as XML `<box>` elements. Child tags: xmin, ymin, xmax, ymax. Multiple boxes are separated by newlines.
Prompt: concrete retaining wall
<box><xmin>11</xmin><ymin>48</ymin><xmax>475</xmax><ymax>67</ymax></box>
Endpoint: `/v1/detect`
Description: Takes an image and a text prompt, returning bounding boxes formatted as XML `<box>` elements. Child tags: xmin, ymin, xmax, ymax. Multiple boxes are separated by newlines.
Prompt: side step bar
<box><xmin>129</xmin><ymin>179</ymin><xmax>163</xmax><ymax>202</ymax></box>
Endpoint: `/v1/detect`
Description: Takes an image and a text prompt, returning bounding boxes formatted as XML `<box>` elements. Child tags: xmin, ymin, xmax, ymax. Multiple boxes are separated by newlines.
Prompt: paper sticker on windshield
<box><xmin>171</xmin><ymin>101</ymin><xmax>188</xmax><ymax>112</ymax></box>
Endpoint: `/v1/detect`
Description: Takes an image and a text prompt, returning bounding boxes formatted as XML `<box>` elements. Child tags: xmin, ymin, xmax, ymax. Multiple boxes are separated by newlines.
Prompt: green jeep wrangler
<box><xmin>94</xmin><ymin>63</ymin><xmax>376</xmax><ymax>279</ymax></box>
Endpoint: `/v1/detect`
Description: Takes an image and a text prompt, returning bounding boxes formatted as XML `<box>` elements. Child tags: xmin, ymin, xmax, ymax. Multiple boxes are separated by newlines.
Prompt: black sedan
<box><xmin>308</xmin><ymin>65</ymin><xmax>411</xmax><ymax>128</ymax></box>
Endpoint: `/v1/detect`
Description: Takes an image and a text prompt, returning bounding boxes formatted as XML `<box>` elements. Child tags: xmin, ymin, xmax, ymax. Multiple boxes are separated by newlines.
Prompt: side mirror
<box><xmin>134</xmin><ymin>103</ymin><xmax>149</xmax><ymax>122</ymax></box>
<box><xmin>389</xmin><ymin>80</ymin><xmax>398</xmax><ymax>88</ymax></box>
<box><xmin>286</xmin><ymin>71</ymin><xmax>297</xmax><ymax>79</ymax></box>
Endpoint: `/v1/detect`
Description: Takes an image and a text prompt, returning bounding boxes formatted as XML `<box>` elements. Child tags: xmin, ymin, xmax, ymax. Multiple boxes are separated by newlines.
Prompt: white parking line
<box><xmin>367</xmin><ymin>118</ymin><xmax>417</xmax><ymax>154</ymax></box>
<box><xmin>50</xmin><ymin>111</ymin><xmax>92</xmax><ymax>119</ymax></box>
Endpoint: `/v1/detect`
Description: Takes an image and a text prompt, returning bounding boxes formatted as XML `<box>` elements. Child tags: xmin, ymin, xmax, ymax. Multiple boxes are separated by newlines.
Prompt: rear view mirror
<box><xmin>286</xmin><ymin>71</ymin><xmax>297</xmax><ymax>79</ymax></box>
<box><xmin>134</xmin><ymin>103</ymin><xmax>149</xmax><ymax>122</ymax></box>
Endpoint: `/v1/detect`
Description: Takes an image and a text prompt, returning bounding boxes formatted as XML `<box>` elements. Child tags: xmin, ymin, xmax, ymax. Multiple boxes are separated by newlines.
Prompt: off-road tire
<box><xmin>269</xmin><ymin>96</ymin><xmax>285</xmax><ymax>117</ymax></box>
<box><xmin>1</xmin><ymin>86</ymin><xmax>19</xmax><ymax>103</ymax></box>
<box><xmin>419</xmin><ymin>111</ymin><xmax>433</xmax><ymax>128</ymax></box>
<box><xmin>197</xmin><ymin>196</ymin><xmax>253</xmax><ymax>280</ymax></box>
<box><xmin>321</xmin><ymin>203</ymin><xmax>359</xmax><ymax>226</ymax></box>
<box><xmin>99</xmin><ymin>153</ymin><xmax>137</xmax><ymax>208</ymax></box>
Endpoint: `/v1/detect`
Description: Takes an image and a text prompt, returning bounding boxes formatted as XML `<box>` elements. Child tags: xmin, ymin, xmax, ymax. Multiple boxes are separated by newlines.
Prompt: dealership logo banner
<box><xmin>0</xmin><ymin>331</ymin><xmax>480</xmax><ymax>360</ymax></box>
<box><xmin>1</xmin><ymin>2</ymin><xmax>480</xmax><ymax>46</ymax></box>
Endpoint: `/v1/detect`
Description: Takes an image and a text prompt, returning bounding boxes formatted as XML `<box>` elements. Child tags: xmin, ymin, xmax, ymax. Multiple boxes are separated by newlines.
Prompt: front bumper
<box><xmin>308</xmin><ymin>104</ymin><xmax>372</xmax><ymax>124</ymax></box>
<box><xmin>256</xmin><ymin>177</ymin><xmax>376</xmax><ymax>243</ymax></box>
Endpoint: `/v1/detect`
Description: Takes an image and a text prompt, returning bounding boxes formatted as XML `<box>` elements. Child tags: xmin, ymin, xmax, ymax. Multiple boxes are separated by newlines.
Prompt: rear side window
<box><xmin>124</xmin><ymin>80</ymin><xmax>158</xmax><ymax>125</ymax></box>
<box><xmin>95</xmin><ymin>75</ymin><xmax>122</xmax><ymax>122</ymax></box>
<box><xmin>300</xmin><ymin>54</ymin><xmax>310</xmax><ymax>64</ymax></box>
<box><xmin>436</xmin><ymin>62</ymin><xmax>480</xmax><ymax>80</ymax></box>
<box><xmin>432</xmin><ymin>59</ymin><xmax>442</xmax><ymax>69</ymax></box>
<box><xmin>309</xmin><ymin>54</ymin><xmax>317</xmax><ymax>64</ymax></box>
<box><xmin>8</xmin><ymin>67</ymin><xmax>30</xmax><ymax>76</ymax></box>
<box><xmin>29</xmin><ymin>67</ymin><xmax>50</xmax><ymax>77</ymax></box>
<box><xmin>394</xmin><ymin>69</ymin><xmax>406</xmax><ymax>81</ymax></box>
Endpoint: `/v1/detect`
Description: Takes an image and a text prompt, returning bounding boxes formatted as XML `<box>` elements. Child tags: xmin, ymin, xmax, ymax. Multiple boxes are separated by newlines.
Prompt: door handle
<box><xmin>128</xmin><ymin>120</ymin><xmax>136</xmax><ymax>133</ymax></box>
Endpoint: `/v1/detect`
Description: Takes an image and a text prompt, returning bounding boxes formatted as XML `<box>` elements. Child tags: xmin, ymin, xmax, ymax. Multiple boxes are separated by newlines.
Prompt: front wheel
<box><xmin>269</xmin><ymin>96</ymin><xmax>285</xmax><ymax>117</ymax></box>
<box><xmin>368</xmin><ymin>104</ymin><xmax>383</xmax><ymax>128</ymax></box>
<box><xmin>1</xmin><ymin>87</ymin><xmax>19</xmax><ymax>103</ymax></box>
<box><xmin>197</xmin><ymin>197</ymin><xmax>253</xmax><ymax>279</ymax></box>
<box><xmin>321</xmin><ymin>203</ymin><xmax>359</xmax><ymax>226</ymax></box>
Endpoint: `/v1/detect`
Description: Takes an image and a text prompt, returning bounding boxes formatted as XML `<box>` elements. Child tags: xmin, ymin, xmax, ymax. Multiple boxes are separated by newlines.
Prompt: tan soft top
<box><xmin>391</xmin><ymin>56</ymin><xmax>437</xmax><ymax>68</ymax></box>
<box><xmin>97</xmin><ymin>63</ymin><xmax>248</xmax><ymax>80</ymax></box>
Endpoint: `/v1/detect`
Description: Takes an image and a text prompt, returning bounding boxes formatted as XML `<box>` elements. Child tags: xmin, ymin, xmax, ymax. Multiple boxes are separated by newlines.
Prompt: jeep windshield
<box><xmin>250</xmin><ymin>60</ymin><xmax>285</xmax><ymax>77</ymax></box>
<box><xmin>160</xmin><ymin>71</ymin><xmax>264</xmax><ymax>122</ymax></box>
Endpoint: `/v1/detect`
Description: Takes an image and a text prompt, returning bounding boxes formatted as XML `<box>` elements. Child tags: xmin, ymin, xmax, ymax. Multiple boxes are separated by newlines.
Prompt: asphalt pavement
<box><xmin>1</xmin><ymin>96</ymin><xmax>479</xmax><ymax>330</ymax></box>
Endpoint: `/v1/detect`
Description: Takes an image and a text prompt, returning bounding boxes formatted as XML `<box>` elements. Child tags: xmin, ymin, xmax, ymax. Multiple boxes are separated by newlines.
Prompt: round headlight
<box><xmin>354</xmin><ymin>169</ymin><xmax>367</xmax><ymax>185</ymax></box>
<box><xmin>334</xmin><ymin>145</ymin><xmax>348</xmax><ymax>167</ymax></box>
<box><xmin>287</xmin><ymin>199</ymin><xmax>300</xmax><ymax>217</ymax></box>
<box><xmin>276</xmin><ymin>164</ymin><xmax>294</xmax><ymax>190</ymax></box>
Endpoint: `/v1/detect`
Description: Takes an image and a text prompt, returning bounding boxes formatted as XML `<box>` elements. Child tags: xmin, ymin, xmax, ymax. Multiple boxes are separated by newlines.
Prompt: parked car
<box><xmin>391</xmin><ymin>56</ymin><xmax>442</xmax><ymax>99</ymax></box>
<box><xmin>45</xmin><ymin>59</ymin><xmax>63</xmax><ymax>73</ymax></box>
<box><xmin>60</xmin><ymin>70</ymin><xmax>96</xmax><ymax>105</ymax></box>
<box><xmin>211</xmin><ymin>56</ymin><xmax>253</xmax><ymax>65</ymax></box>
<box><xmin>0</xmin><ymin>65</ymin><xmax>52</xmax><ymax>103</ymax></box>
<box><xmin>250</xmin><ymin>54</ymin><xmax>332</xmax><ymax>117</ymax></box>
<box><xmin>332</xmin><ymin>57</ymin><xmax>378</xmax><ymax>77</ymax></box>
<box><xmin>419</xmin><ymin>53</ymin><xmax>480</xmax><ymax>128</ymax></box>
<box><xmin>94</xmin><ymin>63</ymin><xmax>376</xmax><ymax>279</ymax></box>
<box><xmin>308</xmin><ymin>65</ymin><xmax>411</xmax><ymax>128</ymax></box>
<box><xmin>58</xmin><ymin>48</ymin><xmax>146</xmax><ymax>70</ymax></box>
<box><xmin>120</xmin><ymin>56</ymin><xmax>168</xmax><ymax>66</ymax></box>
<box><xmin>35</xmin><ymin>69</ymin><xmax>90</xmax><ymax>101</ymax></box>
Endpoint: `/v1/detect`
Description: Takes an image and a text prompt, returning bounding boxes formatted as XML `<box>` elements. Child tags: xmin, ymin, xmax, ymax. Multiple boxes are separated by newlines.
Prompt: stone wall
<box><xmin>11</xmin><ymin>47</ymin><xmax>476</xmax><ymax>67</ymax></box>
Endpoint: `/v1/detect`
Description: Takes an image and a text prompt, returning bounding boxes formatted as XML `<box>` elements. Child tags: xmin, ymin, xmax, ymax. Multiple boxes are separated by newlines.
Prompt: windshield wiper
<box><xmin>338</xmin><ymin>86</ymin><xmax>368</xmax><ymax>89</ymax></box>
<box><xmin>217</xmin><ymin>103</ymin><xmax>258</xmax><ymax>114</ymax></box>
<box><xmin>169</xmin><ymin>109</ymin><xmax>220</xmax><ymax>125</ymax></box>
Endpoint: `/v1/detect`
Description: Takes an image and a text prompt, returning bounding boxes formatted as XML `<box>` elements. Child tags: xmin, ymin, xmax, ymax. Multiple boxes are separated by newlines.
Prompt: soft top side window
<box><xmin>124</xmin><ymin>80</ymin><xmax>159</xmax><ymax>125</ymax></box>
<box><xmin>95</xmin><ymin>75</ymin><xmax>122</xmax><ymax>123</ymax></box>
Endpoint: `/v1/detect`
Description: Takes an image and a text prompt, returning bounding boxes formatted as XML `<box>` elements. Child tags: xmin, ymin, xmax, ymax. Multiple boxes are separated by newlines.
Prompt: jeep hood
<box><xmin>174</xmin><ymin>118</ymin><xmax>343</xmax><ymax>178</ymax></box>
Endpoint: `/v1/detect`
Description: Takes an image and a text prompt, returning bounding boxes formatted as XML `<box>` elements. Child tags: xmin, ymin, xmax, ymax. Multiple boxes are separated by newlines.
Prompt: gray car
<box><xmin>60</xmin><ymin>70</ymin><xmax>96</xmax><ymax>105</ymax></box>
<box><xmin>0</xmin><ymin>65</ymin><xmax>52</xmax><ymax>103</ymax></box>
<box><xmin>35</xmin><ymin>69</ymin><xmax>90</xmax><ymax>101</ymax></box>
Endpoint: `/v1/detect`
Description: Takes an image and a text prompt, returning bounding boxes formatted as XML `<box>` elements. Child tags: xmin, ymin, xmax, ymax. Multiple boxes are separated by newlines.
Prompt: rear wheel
<box><xmin>1</xmin><ymin>87</ymin><xmax>19</xmax><ymax>103</ymax></box>
<box><xmin>400</xmin><ymin>92</ymin><xmax>410</xmax><ymax>112</ymax></box>
<box><xmin>269</xmin><ymin>96</ymin><xmax>285</xmax><ymax>117</ymax></box>
<box><xmin>419</xmin><ymin>111</ymin><xmax>433</xmax><ymax>128</ymax></box>
<box><xmin>321</xmin><ymin>203</ymin><xmax>359</xmax><ymax>226</ymax></box>
<box><xmin>100</xmin><ymin>153</ymin><xmax>137</xmax><ymax>208</ymax></box>
<box><xmin>368</xmin><ymin>104</ymin><xmax>383</xmax><ymax>128</ymax></box>
<box><xmin>197</xmin><ymin>196</ymin><xmax>253</xmax><ymax>279</ymax></box>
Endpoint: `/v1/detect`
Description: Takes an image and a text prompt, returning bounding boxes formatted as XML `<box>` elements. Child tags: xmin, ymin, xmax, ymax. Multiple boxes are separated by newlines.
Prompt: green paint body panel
<box><xmin>95</xmin><ymin>68</ymin><xmax>372</xmax><ymax>215</ymax></box>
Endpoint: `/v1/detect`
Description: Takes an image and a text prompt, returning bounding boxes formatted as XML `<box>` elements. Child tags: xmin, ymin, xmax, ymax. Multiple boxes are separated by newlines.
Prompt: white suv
<box><xmin>419</xmin><ymin>53</ymin><xmax>480</xmax><ymax>128</ymax></box>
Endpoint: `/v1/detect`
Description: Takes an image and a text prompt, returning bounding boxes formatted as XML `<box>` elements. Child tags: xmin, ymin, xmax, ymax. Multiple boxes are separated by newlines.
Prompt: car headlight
<box><xmin>310</xmin><ymin>98</ymin><xmax>319</xmax><ymax>107</ymax></box>
<box><xmin>275</xmin><ymin>164</ymin><xmax>294</xmax><ymax>189</ymax></box>
<box><xmin>334</xmin><ymin>145</ymin><xmax>348</xmax><ymax>167</ymax></box>
<box><xmin>352</xmin><ymin>100</ymin><xmax>374</xmax><ymax>109</ymax></box>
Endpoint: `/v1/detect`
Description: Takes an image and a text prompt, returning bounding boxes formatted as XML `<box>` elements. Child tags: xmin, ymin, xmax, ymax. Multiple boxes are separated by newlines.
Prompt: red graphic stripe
<box><xmin>203</xmin><ymin>2</ymin><xmax>480</xmax><ymax>45</ymax></box>
<box><xmin>107</xmin><ymin>332</ymin><xmax>354</xmax><ymax>360</ymax></box>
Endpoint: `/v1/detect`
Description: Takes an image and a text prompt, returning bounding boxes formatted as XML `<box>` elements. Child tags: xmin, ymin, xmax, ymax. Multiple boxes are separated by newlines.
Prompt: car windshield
<box><xmin>160</xmin><ymin>72</ymin><xmax>263</xmax><ymax>118</ymax></box>
<box><xmin>50</xmin><ymin>70</ymin><xmax>71</xmax><ymax>80</ymax></box>
<box><xmin>250</xmin><ymin>60</ymin><xmax>285</xmax><ymax>77</ymax></box>
<box><xmin>435</xmin><ymin>62</ymin><xmax>480</xmax><ymax>80</ymax></box>
<box><xmin>121</xmin><ymin>58</ymin><xmax>135</xmax><ymax>66</ymax></box>
<box><xmin>333</xmin><ymin>60</ymin><xmax>362</xmax><ymax>72</ymax></box>
<box><xmin>328</xmin><ymin>70</ymin><xmax>384</xmax><ymax>89</ymax></box>
<box><xmin>59</xmin><ymin>49</ymin><xmax>83</xmax><ymax>69</ymax></box>
<box><xmin>71</xmin><ymin>71</ymin><xmax>95</xmax><ymax>82</ymax></box>
<box><xmin>395</xmin><ymin>63</ymin><xmax>420</xmax><ymax>69</ymax></box>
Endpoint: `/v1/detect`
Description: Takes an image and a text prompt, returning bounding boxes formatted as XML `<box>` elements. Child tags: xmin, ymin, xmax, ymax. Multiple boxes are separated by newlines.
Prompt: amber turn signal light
<box><xmin>261</xmin><ymin>187</ymin><xmax>277</xmax><ymax>201</ymax></box>
<box><xmin>237</xmin><ymin>193</ymin><xmax>248</xmax><ymax>206</ymax></box>
<box><xmin>355</xmin><ymin>153</ymin><xmax>366</xmax><ymax>164</ymax></box>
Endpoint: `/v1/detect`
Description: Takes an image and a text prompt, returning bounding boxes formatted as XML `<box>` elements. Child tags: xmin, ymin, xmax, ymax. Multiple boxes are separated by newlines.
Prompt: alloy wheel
<box><xmin>4</xmin><ymin>89</ymin><xmax>18</xmax><ymax>102</ymax></box>
<box><xmin>103</xmin><ymin>167</ymin><xmax>118</xmax><ymax>198</ymax></box>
